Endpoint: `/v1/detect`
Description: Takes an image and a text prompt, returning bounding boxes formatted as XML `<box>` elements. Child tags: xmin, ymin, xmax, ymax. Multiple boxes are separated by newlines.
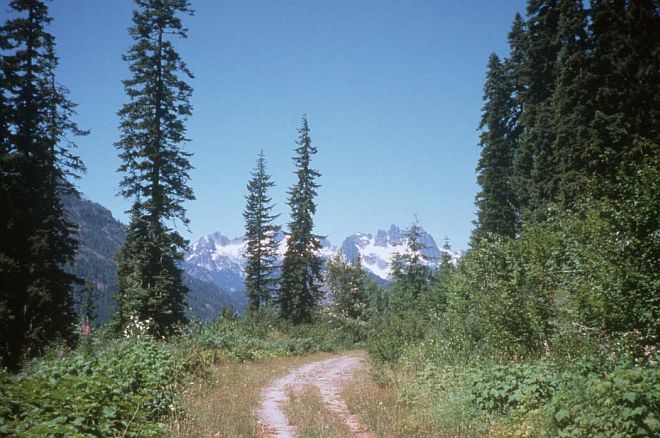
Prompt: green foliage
<box><xmin>0</xmin><ymin>0</ymin><xmax>86</xmax><ymax>370</ymax></box>
<box><xmin>324</xmin><ymin>253</ymin><xmax>372</xmax><ymax>341</ymax></box>
<box><xmin>113</xmin><ymin>0</ymin><xmax>195</xmax><ymax>337</ymax></box>
<box><xmin>469</xmin><ymin>362</ymin><xmax>558</xmax><ymax>415</ymax></box>
<box><xmin>243</xmin><ymin>151</ymin><xmax>281</xmax><ymax>316</ymax></box>
<box><xmin>0</xmin><ymin>315</ymin><xmax>353</xmax><ymax>436</ymax></box>
<box><xmin>474</xmin><ymin>53</ymin><xmax>519</xmax><ymax>240</ymax></box>
<box><xmin>548</xmin><ymin>366</ymin><xmax>660</xmax><ymax>437</ymax></box>
<box><xmin>368</xmin><ymin>309</ymin><xmax>429</xmax><ymax>365</ymax></box>
<box><xmin>279</xmin><ymin>116</ymin><xmax>324</xmax><ymax>324</ymax></box>
<box><xmin>555</xmin><ymin>156</ymin><xmax>659</xmax><ymax>340</ymax></box>
<box><xmin>0</xmin><ymin>337</ymin><xmax>183</xmax><ymax>437</ymax></box>
<box><xmin>444</xmin><ymin>230</ymin><xmax>558</xmax><ymax>359</ymax></box>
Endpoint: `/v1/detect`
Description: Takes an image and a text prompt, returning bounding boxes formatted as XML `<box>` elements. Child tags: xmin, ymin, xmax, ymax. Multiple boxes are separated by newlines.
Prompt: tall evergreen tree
<box><xmin>279</xmin><ymin>116</ymin><xmax>323</xmax><ymax>324</ymax></box>
<box><xmin>589</xmin><ymin>0</ymin><xmax>660</xmax><ymax>188</ymax></box>
<box><xmin>243</xmin><ymin>151</ymin><xmax>280</xmax><ymax>317</ymax></box>
<box><xmin>113</xmin><ymin>0</ymin><xmax>194</xmax><ymax>336</ymax></box>
<box><xmin>390</xmin><ymin>221</ymin><xmax>434</xmax><ymax>303</ymax></box>
<box><xmin>440</xmin><ymin>236</ymin><xmax>454</xmax><ymax>273</ymax></box>
<box><xmin>552</xmin><ymin>0</ymin><xmax>594</xmax><ymax>207</ymax></box>
<box><xmin>0</xmin><ymin>0</ymin><xmax>86</xmax><ymax>370</ymax></box>
<box><xmin>514</xmin><ymin>0</ymin><xmax>562</xmax><ymax>220</ymax></box>
<box><xmin>474</xmin><ymin>53</ymin><xmax>519</xmax><ymax>241</ymax></box>
<box><xmin>79</xmin><ymin>280</ymin><xmax>97</xmax><ymax>326</ymax></box>
<box><xmin>508</xmin><ymin>13</ymin><xmax>534</xmax><ymax>220</ymax></box>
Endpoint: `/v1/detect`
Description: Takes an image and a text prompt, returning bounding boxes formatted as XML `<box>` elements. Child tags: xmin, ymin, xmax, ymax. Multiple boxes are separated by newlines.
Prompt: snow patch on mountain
<box><xmin>185</xmin><ymin>225</ymin><xmax>461</xmax><ymax>293</ymax></box>
<box><xmin>339</xmin><ymin>225</ymin><xmax>461</xmax><ymax>280</ymax></box>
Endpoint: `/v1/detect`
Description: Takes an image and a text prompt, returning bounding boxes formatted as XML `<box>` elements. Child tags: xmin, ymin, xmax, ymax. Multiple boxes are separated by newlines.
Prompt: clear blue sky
<box><xmin>7</xmin><ymin>0</ymin><xmax>527</xmax><ymax>250</ymax></box>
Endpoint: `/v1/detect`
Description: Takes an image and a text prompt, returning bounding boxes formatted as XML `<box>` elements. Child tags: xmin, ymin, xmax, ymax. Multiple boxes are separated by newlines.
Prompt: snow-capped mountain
<box><xmin>184</xmin><ymin>225</ymin><xmax>461</xmax><ymax>294</ymax></box>
<box><xmin>184</xmin><ymin>231</ymin><xmax>337</xmax><ymax>293</ymax></box>
<box><xmin>339</xmin><ymin>225</ymin><xmax>460</xmax><ymax>280</ymax></box>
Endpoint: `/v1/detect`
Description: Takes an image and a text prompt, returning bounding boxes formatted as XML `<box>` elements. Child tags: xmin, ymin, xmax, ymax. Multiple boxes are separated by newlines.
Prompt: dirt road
<box><xmin>256</xmin><ymin>352</ymin><xmax>375</xmax><ymax>438</ymax></box>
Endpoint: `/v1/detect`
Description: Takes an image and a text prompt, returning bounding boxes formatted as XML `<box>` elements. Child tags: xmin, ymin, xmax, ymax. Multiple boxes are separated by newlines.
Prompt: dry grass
<box><xmin>284</xmin><ymin>385</ymin><xmax>355</xmax><ymax>438</ymax></box>
<box><xmin>343</xmin><ymin>366</ymin><xmax>486</xmax><ymax>438</ymax></box>
<box><xmin>342</xmin><ymin>366</ymin><xmax>415</xmax><ymax>438</ymax></box>
<box><xmin>168</xmin><ymin>352</ymin><xmax>335</xmax><ymax>438</ymax></box>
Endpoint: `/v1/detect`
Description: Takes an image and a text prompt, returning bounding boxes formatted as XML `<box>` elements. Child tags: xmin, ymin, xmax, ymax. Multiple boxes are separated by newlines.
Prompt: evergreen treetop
<box><xmin>113</xmin><ymin>0</ymin><xmax>195</xmax><ymax>336</ymax></box>
<box><xmin>0</xmin><ymin>0</ymin><xmax>86</xmax><ymax>370</ymax></box>
<box><xmin>243</xmin><ymin>151</ymin><xmax>281</xmax><ymax>316</ymax></box>
<box><xmin>279</xmin><ymin>116</ymin><xmax>324</xmax><ymax>324</ymax></box>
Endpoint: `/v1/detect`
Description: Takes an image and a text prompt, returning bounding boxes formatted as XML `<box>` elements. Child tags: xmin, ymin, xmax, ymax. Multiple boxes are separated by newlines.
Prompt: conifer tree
<box><xmin>426</xmin><ymin>236</ymin><xmax>453</xmax><ymax>315</ymax></box>
<box><xmin>440</xmin><ymin>236</ymin><xmax>454</xmax><ymax>273</ymax></box>
<box><xmin>514</xmin><ymin>0</ymin><xmax>562</xmax><ymax>220</ymax></box>
<box><xmin>474</xmin><ymin>53</ymin><xmax>518</xmax><ymax>241</ymax></box>
<box><xmin>552</xmin><ymin>0</ymin><xmax>594</xmax><ymax>207</ymax></box>
<box><xmin>113</xmin><ymin>0</ymin><xmax>194</xmax><ymax>336</ymax></box>
<box><xmin>80</xmin><ymin>280</ymin><xmax>97</xmax><ymax>326</ymax></box>
<box><xmin>0</xmin><ymin>0</ymin><xmax>86</xmax><ymax>370</ymax></box>
<box><xmin>243</xmin><ymin>151</ymin><xmax>280</xmax><ymax>317</ymax></box>
<box><xmin>390</xmin><ymin>221</ymin><xmax>433</xmax><ymax>304</ymax></box>
<box><xmin>279</xmin><ymin>116</ymin><xmax>323</xmax><ymax>324</ymax></box>
<box><xmin>589</xmin><ymin>0</ymin><xmax>660</xmax><ymax>188</ymax></box>
<box><xmin>528</xmin><ymin>0</ymin><xmax>562</xmax><ymax>218</ymax></box>
<box><xmin>508</xmin><ymin>13</ymin><xmax>534</xmax><ymax>219</ymax></box>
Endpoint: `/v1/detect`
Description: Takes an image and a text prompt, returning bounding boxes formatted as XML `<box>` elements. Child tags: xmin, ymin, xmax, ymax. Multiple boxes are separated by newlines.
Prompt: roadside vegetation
<box><xmin>0</xmin><ymin>314</ymin><xmax>351</xmax><ymax>436</ymax></box>
<box><xmin>1</xmin><ymin>0</ymin><xmax>657</xmax><ymax>436</ymax></box>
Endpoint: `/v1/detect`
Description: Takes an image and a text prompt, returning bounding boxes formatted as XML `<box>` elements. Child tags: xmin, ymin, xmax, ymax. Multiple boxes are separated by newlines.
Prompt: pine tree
<box><xmin>509</xmin><ymin>13</ymin><xmax>534</xmax><ymax>219</ymax></box>
<box><xmin>113</xmin><ymin>0</ymin><xmax>194</xmax><ymax>336</ymax></box>
<box><xmin>589</xmin><ymin>0</ymin><xmax>660</xmax><ymax>188</ymax></box>
<box><xmin>0</xmin><ymin>0</ymin><xmax>86</xmax><ymax>370</ymax></box>
<box><xmin>552</xmin><ymin>0</ymin><xmax>594</xmax><ymax>208</ymax></box>
<box><xmin>440</xmin><ymin>236</ymin><xmax>454</xmax><ymax>272</ymax></box>
<box><xmin>474</xmin><ymin>53</ymin><xmax>519</xmax><ymax>241</ymax></box>
<box><xmin>80</xmin><ymin>280</ymin><xmax>97</xmax><ymax>326</ymax></box>
<box><xmin>243</xmin><ymin>151</ymin><xmax>280</xmax><ymax>317</ymax></box>
<box><xmin>390</xmin><ymin>221</ymin><xmax>433</xmax><ymax>305</ymax></box>
<box><xmin>514</xmin><ymin>0</ymin><xmax>562</xmax><ymax>221</ymax></box>
<box><xmin>279</xmin><ymin>116</ymin><xmax>323</xmax><ymax>324</ymax></box>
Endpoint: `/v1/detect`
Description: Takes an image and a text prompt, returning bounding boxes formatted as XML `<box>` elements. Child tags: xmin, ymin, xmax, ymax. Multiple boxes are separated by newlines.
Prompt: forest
<box><xmin>0</xmin><ymin>0</ymin><xmax>658</xmax><ymax>437</ymax></box>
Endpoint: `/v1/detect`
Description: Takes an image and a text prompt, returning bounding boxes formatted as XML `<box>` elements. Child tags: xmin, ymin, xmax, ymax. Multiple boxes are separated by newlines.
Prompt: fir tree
<box><xmin>80</xmin><ymin>280</ymin><xmax>97</xmax><ymax>326</ymax></box>
<box><xmin>514</xmin><ymin>0</ymin><xmax>562</xmax><ymax>220</ymax></box>
<box><xmin>243</xmin><ymin>151</ymin><xmax>280</xmax><ymax>317</ymax></box>
<box><xmin>474</xmin><ymin>53</ymin><xmax>519</xmax><ymax>241</ymax></box>
<box><xmin>589</xmin><ymin>0</ymin><xmax>660</xmax><ymax>188</ymax></box>
<box><xmin>508</xmin><ymin>13</ymin><xmax>534</xmax><ymax>219</ymax></box>
<box><xmin>0</xmin><ymin>0</ymin><xmax>86</xmax><ymax>370</ymax></box>
<box><xmin>113</xmin><ymin>0</ymin><xmax>194</xmax><ymax>336</ymax></box>
<box><xmin>279</xmin><ymin>116</ymin><xmax>323</xmax><ymax>324</ymax></box>
<box><xmin>390</xmin><ymin>221</ymin><xmax>434</xmax><ymax>305</ymax></box>
<box><xmin>440</xmin><ymin>236</ymin><xmax>454</xmax><ymax>273</ymax></box>
<box><xmin>552</xmin><ymin>0</ymin><xmax>594</xmax><ymax>208</ymax></box>
<box><xmin>527</xmin><ymin>0</ymin><xmax>562</xmax><ymax>218</ymax></box>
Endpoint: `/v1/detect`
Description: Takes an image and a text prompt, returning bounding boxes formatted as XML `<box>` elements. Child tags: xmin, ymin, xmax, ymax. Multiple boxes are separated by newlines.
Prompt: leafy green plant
<box><xmin>469</xmin><ymin>362</ymin><xmax>558</xmax><ymax>415</ymax></box>
<box><xmin>548</xmin><ymin>365</ymin><xmax>660</xmax><ymax>437</ymax></box>
<box><xmin>0</xmin><ymin>336</ymin><xmax>184</xmax><ymax>437</ymax></box>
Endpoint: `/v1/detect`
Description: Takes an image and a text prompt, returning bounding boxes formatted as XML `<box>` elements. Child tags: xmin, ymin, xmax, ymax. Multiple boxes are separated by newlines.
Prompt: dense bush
<box><xmin>469</xmin><ymin>362</ymin><xmax>558</xmax><ymax>415</ymax></box>
<box><xmin>0</xmin><ymin>337</ymin><xmax>183</xmax><ymax>437</ymax></box>
<box><xmin>0</xmin><ymin>314</ymin><xmax>353</xmax><ymax>436</ymax></box>
<box><xmin>548</xmin><ymin>366</ymin><xmax>660</xmax><ymax>437</ymax></box>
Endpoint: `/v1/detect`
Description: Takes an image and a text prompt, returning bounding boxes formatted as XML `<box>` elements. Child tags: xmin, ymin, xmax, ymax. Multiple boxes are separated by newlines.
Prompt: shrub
<box><xmin>549</xmin><ymin>365</ymin><xmax>660</xmax><ymax>437</ymax></box>
<box><xmin>469</xmin><ymin>362</ymin><xmax>558</xmax><ymax>415</ymax></box>
<box><xmin>0</xmin><ymin>337</ymin><xmax>183</xmax><ymax>437</ymax></box>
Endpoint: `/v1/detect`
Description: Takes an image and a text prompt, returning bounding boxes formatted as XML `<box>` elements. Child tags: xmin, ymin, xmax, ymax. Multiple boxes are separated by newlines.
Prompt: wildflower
<box><xmin>81</xmin><ymin>323</ymin><xmax>92</xmax><ymax>337</ymax></box>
